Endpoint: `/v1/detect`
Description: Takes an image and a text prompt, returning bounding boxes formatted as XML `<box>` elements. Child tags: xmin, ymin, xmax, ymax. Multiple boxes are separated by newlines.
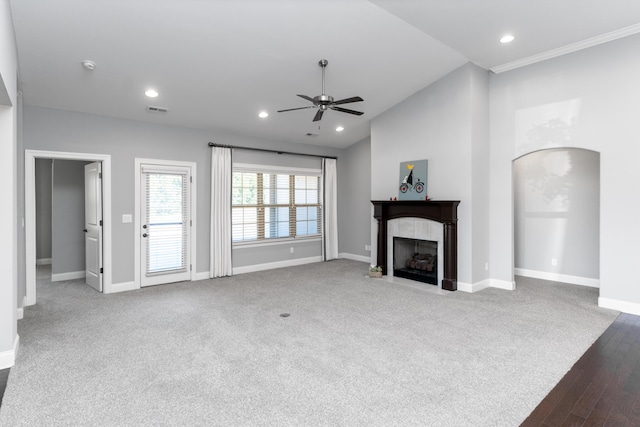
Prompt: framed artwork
<box><xmin>398</xmin><ymin>159</ymin><xmax>428</xmax><ymax>200</ymax></box>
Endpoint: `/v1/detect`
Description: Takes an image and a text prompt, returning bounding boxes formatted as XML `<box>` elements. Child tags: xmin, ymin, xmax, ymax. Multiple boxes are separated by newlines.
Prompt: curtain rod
<box><xmin>208</xmin><ymin>142</ymin><xmax>337</xmax><ymax>160</ymax></box>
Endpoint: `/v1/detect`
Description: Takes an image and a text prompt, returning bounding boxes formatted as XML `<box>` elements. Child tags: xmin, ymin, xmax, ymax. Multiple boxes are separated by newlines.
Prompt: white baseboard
<box><xmin>16</xmin><ymin>296</ymin><xmax>27</xmax><ymax>320</ymax></box>
<box><xmin>457</xmin><ymin>279</ymin><xmax>492</xmax><ymax>293</ymax></box>
<box><xmin>489</xmin><ymin>278</ymin><xmax>516</xmax><ymax>290</ymax></box>
<box><xmin>36</xmin><ymin>258</ymin><xmax>52</xmax><ymax>265</ymax></box>
<box><xmin>457</xmin><ymin>278</ymin><xmax>514</xmax><ymax>293</ymax></box>
<box><xmin>51</xmin><ymin>270</ymin><xmax>84</xmax><ymax>282</ymax></box>
<box><xmin>339</xmin><ymin>253</ymin><xmax>371</xmax><ymax>263</ymax></box>
<box><xmin>515</xmin><ymin>268</ymin><xmax>599</xmax><ymax>288</ymax></box>
<box><xmin>194</xmin><ymin>271</ymin><xmax>210</xmax><ymax>281</ymax></box>
<box><xmin>598</xmin><ymin>297</ymin><xmax>640</xmax><ymax>315</ymax></box>
<box><xmin>0</xmin><ymin>334</ymin><xmax>19</xmax><ymax>369</ymax></box>
<box><xmin>233</xmin><ymin>256</ymin><xmax>323</xmax><ymax>275</ymax></box>
<box><xmin>104</xmin><ymin>281</ymin><xmax>138</xmax><ymax>294</ymax></box>
<box><xmin>456</xmin><ymin>281</ymin><xmax>472</xmax><ymax>293</ymax></box>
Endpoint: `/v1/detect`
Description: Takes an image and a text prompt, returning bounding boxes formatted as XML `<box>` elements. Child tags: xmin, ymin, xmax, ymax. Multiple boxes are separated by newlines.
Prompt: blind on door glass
<box><xmin>145</xmin><ymin>171</ymin><xmax>188</xmax><ymax>275</ymax></box>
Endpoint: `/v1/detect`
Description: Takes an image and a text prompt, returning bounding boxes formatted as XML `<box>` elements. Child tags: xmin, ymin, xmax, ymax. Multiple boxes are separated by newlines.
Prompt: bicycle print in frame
<box><xmin>398</xmin><ymin>159</ymin><xmax>428</xmax><ymax>200</ymax></box>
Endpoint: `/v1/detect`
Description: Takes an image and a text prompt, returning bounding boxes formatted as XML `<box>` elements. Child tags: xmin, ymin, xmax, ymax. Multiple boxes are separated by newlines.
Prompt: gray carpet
<box><xmin>0</xmin><ymin>260</ymin><xmax>618</xmax><ymax>426</ymax></box>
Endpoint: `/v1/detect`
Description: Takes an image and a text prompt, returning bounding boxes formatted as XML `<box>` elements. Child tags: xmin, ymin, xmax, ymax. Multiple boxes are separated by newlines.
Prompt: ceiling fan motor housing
<box><xmin>315</xmin><ymin>94</ymin><xmax>334</xmax><ymax>105</ymax></box>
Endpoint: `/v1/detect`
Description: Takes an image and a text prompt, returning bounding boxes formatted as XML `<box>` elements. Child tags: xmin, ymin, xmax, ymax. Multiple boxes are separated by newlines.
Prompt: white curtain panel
<box><xmin>210</xmin><ymin>146</ymin><xmax>233</xmax><ymax>278</ymax></box>
<box><xmin>322</xmin><ymin>158</ymin><xmax>339</xmax><ymax>261</ymax></box>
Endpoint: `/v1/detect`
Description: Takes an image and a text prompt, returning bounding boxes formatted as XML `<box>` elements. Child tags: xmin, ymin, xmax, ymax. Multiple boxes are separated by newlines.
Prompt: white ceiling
<box><xmin>9</xmin><ymin>0</ymin><xmax>640</xmax><ymax>148</ymax></box>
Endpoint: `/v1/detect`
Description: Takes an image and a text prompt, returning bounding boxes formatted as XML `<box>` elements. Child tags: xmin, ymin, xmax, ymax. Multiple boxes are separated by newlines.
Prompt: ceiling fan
<box><xmin>277</xmin><ymin>59</ymin><xmax>364</xmax><ymax>122</ymax></box>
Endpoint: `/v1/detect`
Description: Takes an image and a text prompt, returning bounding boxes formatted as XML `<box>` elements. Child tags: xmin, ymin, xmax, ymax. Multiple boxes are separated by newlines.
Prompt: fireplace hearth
<box><xmin>372</xmin><ymin>200</ymin><xmax>459</xmax><ymax>291</ymax></box>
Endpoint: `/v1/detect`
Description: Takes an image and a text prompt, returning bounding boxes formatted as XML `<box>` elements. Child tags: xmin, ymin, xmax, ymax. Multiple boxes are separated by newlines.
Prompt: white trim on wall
<box><xmin>16</xmin><ymin>296</ymin><xmax>27</xmax><ymax>320</ymax></box>
<box><xmin>16</xmin><ymin>296</ymin><xmax>26</xmax><ymax>320</ymax></box>
<box><xmin>491</xmin><ymin>23</ymin><xmax>640</xmax><ymax>74</ymax></box>
<box><xmin>515</xmin><ymin>268</ymin><xmax>600</xmax><ymax>288</ymax></box>
<box><xmin>599</xmin><ymin>297</ymin><xmax>640</xmax><ymax>315</ymax></box>
<box><xmin>194</xmin><ymin>272</ymin><xmax>210</xmax><ymax>281</ymax></box>
<box><xmin>134</xmin><ymin>158</ymin><xmax>197</xmax><ymax>290</ymax></box>
<box><xmin>25</xmin><ymin>149</ymin><xmax>113</xmax><ymax>305</ymax></box>
<box><xmin>233</xmin><ymin>162</ymin><xmax>321</xmax><ymax>175</ymax></box>
<box><xmin>338</xmin><ymin>253</ymin><xmax>371</xmax><ymax>263</ymax></box>
<box><xmin>105</xmin><ymin>281</ymin><xmax>137</xmax><ymax>294</ymax></box>
<box><xmin>0</xmin><ymin>334</ymin><xmax>19</xmax><ymax>369</ymax></box>
<box><xmin>457</xmin><ymin>280</ymin><xmax>492</xmax><ymax>293</ymax></box>
<box><xmin>51</xmin><ymin>271</ymin><xmax>85</xmax><ymax>282</ymax></box>
<box><xmin>489</xmin><ymin>279</ymin><xmax>516</xmax><ymax>290</ymax></box>
<box><xmin>233</xmin><ymin>256</ymin><xmax>322</xmax><ymax>275</ymax></box>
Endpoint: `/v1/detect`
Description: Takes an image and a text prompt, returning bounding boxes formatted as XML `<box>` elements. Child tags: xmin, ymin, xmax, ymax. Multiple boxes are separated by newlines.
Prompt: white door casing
<box><xmin>137</xmin><ymin>161</ymin><xmax>195</xmax><ymax>287</ymax></box>
<box><xmin>134</xmin><ymin>158</ymin><xmax>197</xmax><ymax>289</ymax></box>
<box><xmin>25</xmin><ymin>149</ymin><xmax>112</xmax><ymax>305</ymax></box>
<box><xmin>84</xmin><ymin>162</ymin><xmax>103</xmax><ymax>292</ymax></box>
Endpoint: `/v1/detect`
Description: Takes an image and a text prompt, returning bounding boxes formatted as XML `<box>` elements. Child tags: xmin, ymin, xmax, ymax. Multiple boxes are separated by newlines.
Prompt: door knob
<box><xmin>143</xmin><ymin>224</ymin><xmax>148</xmax><ymax>229</ymax></box>
<box><xmin>83</xmin><ymin>229</ymin><xmax>88</xmax><ymax>233</ymax></box>
<box><xmin>142</xmin><ymin>233</ymin><xmax>148</xmax><ymax>238</ymax></box>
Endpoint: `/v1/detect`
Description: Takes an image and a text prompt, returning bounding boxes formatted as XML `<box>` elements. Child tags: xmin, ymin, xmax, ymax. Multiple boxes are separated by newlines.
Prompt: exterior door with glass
<box><xmin>140</xmin><ymin>164</ymin><xmax>191</xmax><ymax>287</ymax></box>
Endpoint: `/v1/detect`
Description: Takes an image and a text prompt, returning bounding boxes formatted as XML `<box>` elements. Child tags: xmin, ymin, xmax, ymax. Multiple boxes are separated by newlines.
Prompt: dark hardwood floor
<box><xmin>522</xmin><ymin>313</ymin><xmax>640</xmax><ymax>426</ymax></box>
<box><xmin>1</xmin><ymin>314</ymin><xmax>638</xmax><ymax>425</ymax></box>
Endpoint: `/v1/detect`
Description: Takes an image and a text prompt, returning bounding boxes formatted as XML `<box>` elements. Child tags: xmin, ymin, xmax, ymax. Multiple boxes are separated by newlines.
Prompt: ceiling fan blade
<box><xmin>332</xmin><ymin>96</ymin><xmax>363</xmax><ymax>105</ymax></box>
<box><xmin>313</xmin><ymin>109</ymin><xmax>324</xmax><ymax>122</ymax></box>
<box><xmin>277</xmin><ymin>106</ymin><xmax>316</xmax><ymax>113</ymax></box>
<box><xmin>297</xmin><ymin>94</ymin><xmax>315</xmax><ymax>103</ymax></box>
<box><xmin>330</xmin><ymin>106</ymin><xmax>364</xmax><ymax>116</ymax></box>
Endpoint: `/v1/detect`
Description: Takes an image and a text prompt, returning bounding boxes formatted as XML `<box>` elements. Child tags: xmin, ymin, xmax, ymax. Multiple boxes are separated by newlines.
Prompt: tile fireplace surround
<box><xmin>371</xmin><ymin>200</ymin><xmax>460</xmax><ymax>291</ymax></box>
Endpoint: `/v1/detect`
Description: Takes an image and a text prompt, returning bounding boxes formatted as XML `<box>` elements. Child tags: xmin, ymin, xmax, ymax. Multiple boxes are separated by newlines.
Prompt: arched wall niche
<box><xmin>512</xmin><ymin>147</ymin><xmax>600</xmax><ymax>288</ymax></box>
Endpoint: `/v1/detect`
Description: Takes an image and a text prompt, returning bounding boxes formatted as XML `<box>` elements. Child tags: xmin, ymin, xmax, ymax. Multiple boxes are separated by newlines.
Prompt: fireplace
<box><xmin>371</xmin><ymin>200</ymin><xmax>459</xmax><ymax>291</ymax></box>
<box><xmin>393</xmin><ymin>237</ymin><xmax>438</xmax><ymax>285</ymax></box>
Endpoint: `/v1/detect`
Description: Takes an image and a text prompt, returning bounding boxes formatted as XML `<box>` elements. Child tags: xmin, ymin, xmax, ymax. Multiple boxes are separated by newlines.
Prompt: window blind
<box><xmin>232</xmin><ymin>169</ymin><xmax>322</xmax><ymax>243</ymax></box>
<box><xmin>144</xmin><ymin>170</ymin><xmax>188</xmax><ymax>275</ymax></box>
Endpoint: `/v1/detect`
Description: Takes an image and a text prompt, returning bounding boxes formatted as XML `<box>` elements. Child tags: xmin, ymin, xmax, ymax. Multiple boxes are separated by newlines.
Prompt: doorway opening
<box><xmin>25</xmin><ymin>150</ymin><xmax>112</xmax><ymax>306</ymax></box>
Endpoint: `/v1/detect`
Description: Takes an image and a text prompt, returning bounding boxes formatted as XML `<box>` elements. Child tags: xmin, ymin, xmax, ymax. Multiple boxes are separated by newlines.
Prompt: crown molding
<box><xmin>491</xmin><ymin>23</ymin><xmax>640</xmax><ymax>74</ymax></box>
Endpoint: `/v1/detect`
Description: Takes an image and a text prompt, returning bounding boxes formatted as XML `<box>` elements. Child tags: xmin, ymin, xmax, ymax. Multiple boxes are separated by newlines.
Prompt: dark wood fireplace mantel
<box><xmin>372</xmin><ymin>200</ymin><xmax>460</xmax><ymax>291</ymax></box>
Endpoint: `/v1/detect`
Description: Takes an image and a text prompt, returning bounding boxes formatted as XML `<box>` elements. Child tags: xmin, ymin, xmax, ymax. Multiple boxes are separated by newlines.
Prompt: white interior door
<box><xmin>84</xmin><ymin>162</ymin><xmax>103</xmax><ymax>292</ymax></box>
<box><xmin>140</xmin><ymin>164</ymin><xmax>191</xmax><ymax>287</ymax></box>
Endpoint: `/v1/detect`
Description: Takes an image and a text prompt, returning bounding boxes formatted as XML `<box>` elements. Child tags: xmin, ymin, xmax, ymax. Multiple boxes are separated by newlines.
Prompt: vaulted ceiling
<box><xmin>9</xmin><ymin>0</ymin><xmax>640</xmax><ymax>148</ymax></box>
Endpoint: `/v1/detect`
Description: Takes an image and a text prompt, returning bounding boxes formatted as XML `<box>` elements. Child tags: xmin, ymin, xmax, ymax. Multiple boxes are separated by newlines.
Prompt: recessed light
<box><xmin>336</xmin><ymin>126</ymin><xmax>344</xmax><ymax>132</ymax></box>
<box><xmin>81</xmin><ymin>60</ymin><xmax>96</xmax><ymax>71</ymax></box>
<box><xmin>145</xmin><ymin>89</ymin><xmax>159</xmax><ymax>98</ymax></box>
<box><xmin>500</xmin><ymin>34</ymin><xmax>515</xmax><ymax>44</ymax></box>
<box><xmin>258</xmin><ymin>111</ymin><xmax>269</xmax><ymax>118</ymax></box>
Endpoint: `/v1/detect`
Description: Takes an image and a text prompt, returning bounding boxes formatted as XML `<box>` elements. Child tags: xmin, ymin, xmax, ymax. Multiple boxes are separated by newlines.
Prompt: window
<box><xmin>232</xmin><ymin>166</ymin><xmax>322</xmax><ymax>243</ymax></box>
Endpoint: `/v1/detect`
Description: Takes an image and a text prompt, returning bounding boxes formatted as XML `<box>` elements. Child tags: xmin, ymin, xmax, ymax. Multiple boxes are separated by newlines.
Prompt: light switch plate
<box><xmin>122</xmin><ymin>214</ymin><xmax>132</xmax><ymax>223</ymax></box>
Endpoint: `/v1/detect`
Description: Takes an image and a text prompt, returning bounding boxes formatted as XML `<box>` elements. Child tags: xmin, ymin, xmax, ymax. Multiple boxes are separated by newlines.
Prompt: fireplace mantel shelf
<box><xmin>371</xmin><ymin>200</ymin><xmax>460</xmax><ymax>291</ymax></box>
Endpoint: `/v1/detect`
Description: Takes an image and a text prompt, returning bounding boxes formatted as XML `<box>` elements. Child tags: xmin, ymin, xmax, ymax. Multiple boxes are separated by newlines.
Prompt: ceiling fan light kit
<box><xmin>278</xmin><ymin>59</ymin><xmax>364</xmax><ymax>122</ymax></box>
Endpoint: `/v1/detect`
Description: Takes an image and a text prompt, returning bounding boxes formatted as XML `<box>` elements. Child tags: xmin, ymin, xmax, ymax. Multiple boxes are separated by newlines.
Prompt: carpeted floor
<box><xmin>0</xmin><ymin>260</ymin><xmax>619</xmax><ymax>426</ymax></box>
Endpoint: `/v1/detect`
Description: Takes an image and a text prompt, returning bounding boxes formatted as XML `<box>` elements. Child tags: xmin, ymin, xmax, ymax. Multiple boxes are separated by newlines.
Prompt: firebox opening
<box><xmin>393</xmin><ymin>237</ymin><xmax>438</xmax><ymax>285</ymax></box>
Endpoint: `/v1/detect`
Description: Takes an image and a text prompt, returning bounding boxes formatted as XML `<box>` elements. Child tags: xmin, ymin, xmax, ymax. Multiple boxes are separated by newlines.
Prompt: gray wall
<box><xmin>231</xmin><ymin>148</ymin><xmax>324</xmax><ymax>268</ymax></box>
<box><xmin>22</xmin><ymin>106</ymin><xmax>342</xmax><ymax>286</ymax></box>
<box><xmin>370</xmin><ymin>63</ymin><xmax>491</xmax><ymax>288</ymax></box>
<box><xmin>0</xmin><ymin>0</ymin><xmax>18</xmax><ymax>360</ymax></box>
<box><xmin>35</xmin><ymin>158</ymin><xmax>52</xmax><ymax>261</ymax></box>
<box><xmin>490</xmin><ymin>33</ymin><xmax>640</xmax><ymax>306</ymax></box>
<box><xmin>469</xmin><ymin>64</ymin><xmax>490</xmax><ymax>283</ymax></box>
<box><xmin>514</xmin><ymin>148</ymin><xmax>600</xmax><ymax>279</ymax></box>
<box><xmin>337</xmin><ymin>136</ymin><xmax>372</xmax><ymax>260</ymax></box>
<box><xmin>51</xmin><ymin>160</ymin><xmax>89</xmax><ymax>275</ymax></box>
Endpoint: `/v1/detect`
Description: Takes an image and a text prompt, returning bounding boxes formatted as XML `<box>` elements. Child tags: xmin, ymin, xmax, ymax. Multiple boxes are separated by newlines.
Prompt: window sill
<box><xmin>233</xmin><ymin>237</ymin><xmax>321</xmax><ymax>249</ymax></box>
